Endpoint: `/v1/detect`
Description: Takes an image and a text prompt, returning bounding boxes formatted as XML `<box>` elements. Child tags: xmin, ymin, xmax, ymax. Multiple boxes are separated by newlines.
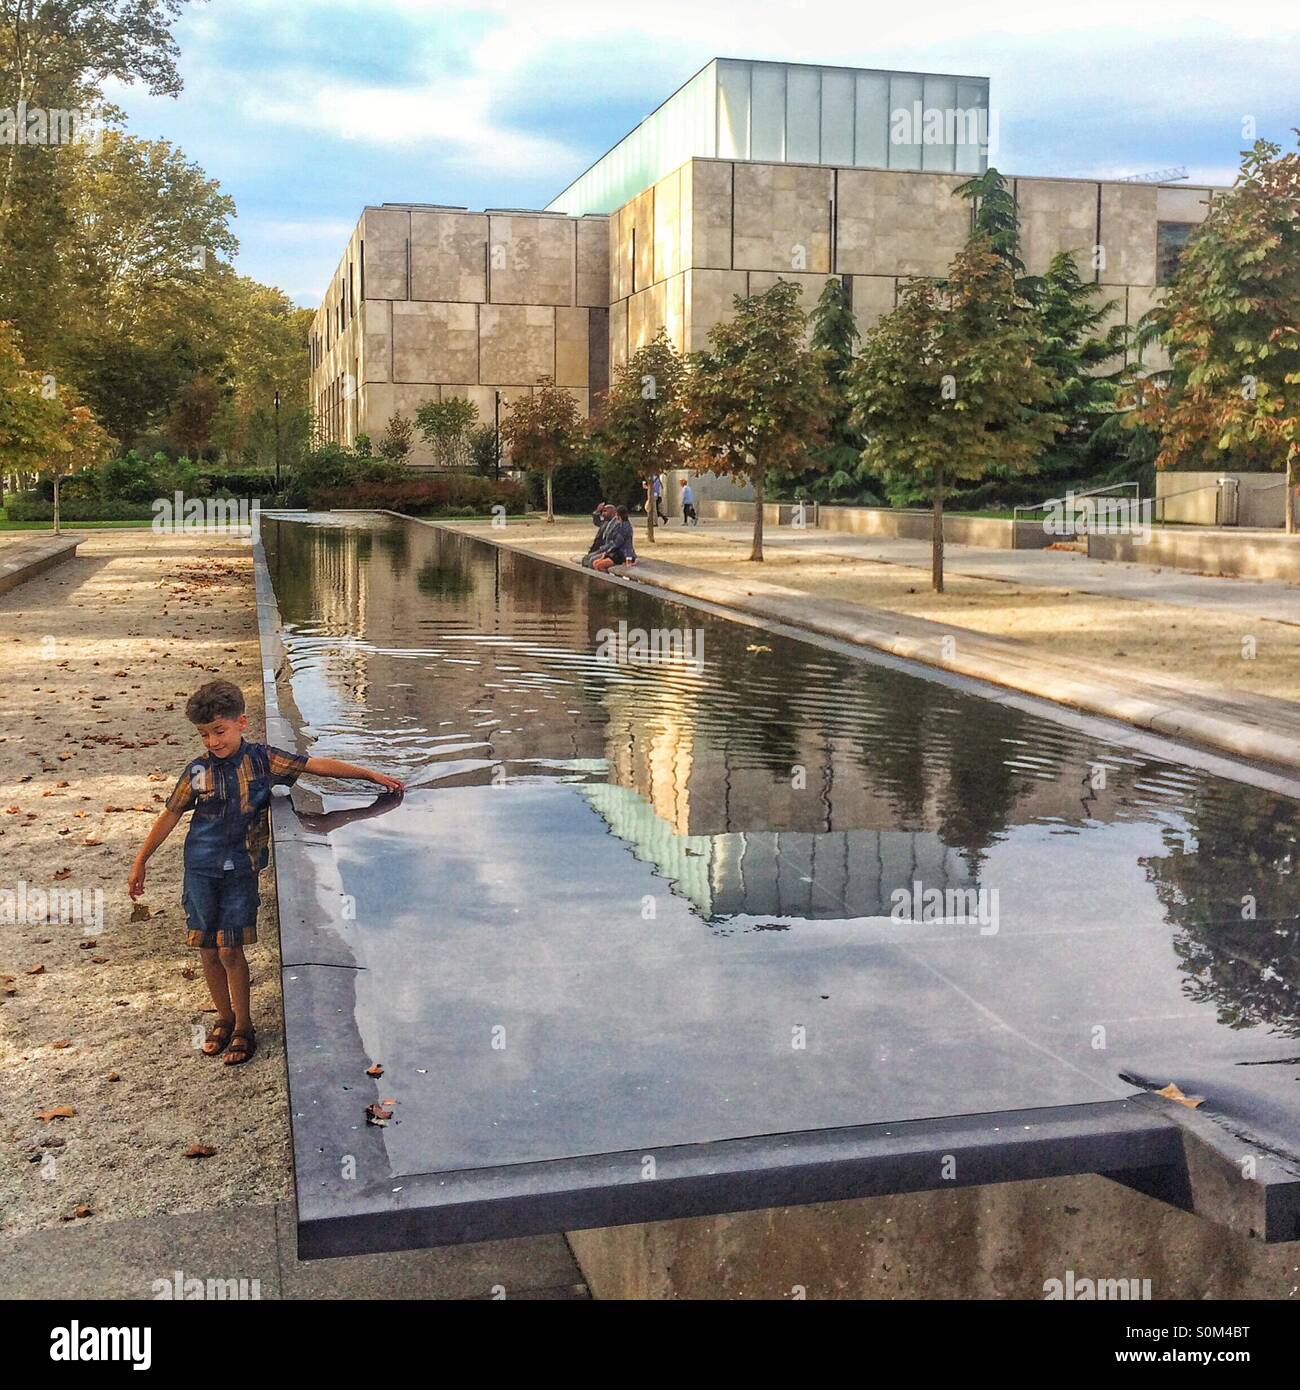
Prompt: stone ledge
<box><xmin>0</xmin><ymin>533</ymin><xmax>82</xmax><ymax>597</ymax></box>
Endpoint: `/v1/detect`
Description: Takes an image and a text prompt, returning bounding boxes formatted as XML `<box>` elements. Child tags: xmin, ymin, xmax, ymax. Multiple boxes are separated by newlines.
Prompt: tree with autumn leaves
<box><xmin>847</xmin><ymin>238</ymin><xmax>1062</xmax><ymax>591</ymax></box>
<box><xmin>592</xmin><ymin>330</ymin><xmax>688</xmax><ymax>545</ymax></box>
<box><xmin>500</xmin><ymin>379</ymin><xmax>583</xmax><ymax>523</ymax></box>
<box><xmin>1129</xmin><ymin>136</ymin><xmax>1300</xmax><ymax>528</ymax></box>
<box><xmin>681</xmin><ymin>279</ymin><xmax>831</xmax><ymax>561</ymax></box>
<box><xmin>1</xmin><ymin>320</ymin><xmax>112</xmax><ymax>532</ymax></box>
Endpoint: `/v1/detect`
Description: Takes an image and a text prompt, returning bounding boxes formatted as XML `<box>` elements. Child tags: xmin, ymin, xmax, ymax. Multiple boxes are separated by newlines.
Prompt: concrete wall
<box><xmin>1089</xmin><ymin>525</ymin><xmax>1300</xmax><ymax>580</ymax></box>
<box><xmin>607</xmin><ymin>158</ymin><xmax>1217</xmax><ymax>376</ymax></box>
<box><xmin>699</xmin><ymin>499</ymin><xmax>1052</xmax><ymax>550</ymax></box>
<box><xmin>566</xmin><ymin>1174</ymin><xmax>1300</xmax><ymax>1300</ymax></box>
<box><xmin>309</xmin><ymin>206</ymin><xmax>609</xmax><ymax>465</ymax></box>
<box><xmin>1155</xmin><ymin>471</ymin><xmax>1289</xmax><ymax>528</ymax></box>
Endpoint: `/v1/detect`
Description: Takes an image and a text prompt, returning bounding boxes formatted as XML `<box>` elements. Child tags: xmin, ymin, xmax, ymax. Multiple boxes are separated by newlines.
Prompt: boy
<box><xmin>128</xmin><ymin>679</ymin><xmax>403</xmax><ymax>1066</ymax></box>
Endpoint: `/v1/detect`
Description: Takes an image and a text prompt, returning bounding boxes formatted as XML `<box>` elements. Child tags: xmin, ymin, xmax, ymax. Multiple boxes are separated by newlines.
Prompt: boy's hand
<box><xmin>127</xmin><ymin>859</ymin><xmax>147</xmax><ymax>899</ymax></box>
<box><xmin>369</xmin><ymin>771</ymin><xmax>405</xmax><ymax>793</ymax></box>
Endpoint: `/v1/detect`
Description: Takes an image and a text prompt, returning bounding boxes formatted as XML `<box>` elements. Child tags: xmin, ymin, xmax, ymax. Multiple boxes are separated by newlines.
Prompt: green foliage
<box><xmin>592</xmin><ymin>330</ymin><xmax>688</xmax><ymax>540</ymax></box>
<box><xmin>848</xmin><ymin>236</ymin><xmax>1063</xmax><ymax>584</ymax></box>
<box><xmin>682</xmin><ymin>279</ymin><xmax>831</xmax><ymax>558</ymax></box>
<box><xmin>954</xmin><ymin>167</ymin><xmax>1026</xmax><ymax>281</ymax></box>
<box><xmin>524</xmin><ymin>454</ymin><xmax>602</xmax><ymax>512</ymax></box>
<box><xmin>377</xmin><ymin>412</ymin><xmax>414</xmax><ymax>463</ymax></box>
<box><xmin>499</xmin><ymin>379</ymin><xmax>583</xmax><ymax>521</ymax></box>
<box><xmin>415</xmin><ymin>396</ymin><xmax>480</xmax><ymax>469</ymax></box>
<box><xmin>467</xmin><ymin>423</ymin><xmax>500</xmax><ymax>477</ymax></box>
<box><xmin>1129</xmin><ymin>135</ymin><xmax>1300</xmax><ymax>513</ymax></box>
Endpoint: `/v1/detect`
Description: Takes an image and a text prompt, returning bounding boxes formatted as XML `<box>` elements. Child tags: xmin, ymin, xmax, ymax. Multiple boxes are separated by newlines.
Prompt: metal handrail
<box><xmin>1012</xmin><ymin>480</ymin><xmax>1140</xmax><ymax>526</ymax></box>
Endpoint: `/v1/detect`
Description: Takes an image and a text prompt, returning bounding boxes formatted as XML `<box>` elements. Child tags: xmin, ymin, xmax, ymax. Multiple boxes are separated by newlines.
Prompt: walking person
<box><xmin>652</xmin><ymin>473</ymin><xmax>668</xmax><ymax>525</ymax></box>
<box><xmin>681</xmin><ymin>479</ymin><xmax>698</xmax><ymax>526</ymax></box>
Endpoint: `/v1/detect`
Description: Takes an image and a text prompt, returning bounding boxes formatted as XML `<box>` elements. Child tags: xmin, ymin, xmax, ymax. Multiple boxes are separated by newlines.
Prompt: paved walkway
<box><xmin>686</xmin><ymin>522</ymin><xmax>1300</xmax><ymax>626</ymax></box>
<box><xmin>1</xmin><ymin>1202</ymin><xmax>587</xmax><ymax>1300</ymax></box>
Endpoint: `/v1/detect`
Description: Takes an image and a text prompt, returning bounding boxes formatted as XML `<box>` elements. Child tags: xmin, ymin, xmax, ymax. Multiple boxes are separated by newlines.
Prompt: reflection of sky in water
<box><xmin>266</xmin><ymin>517</ymin><xmax>1300</xmax><ymax>1171</ymax></box>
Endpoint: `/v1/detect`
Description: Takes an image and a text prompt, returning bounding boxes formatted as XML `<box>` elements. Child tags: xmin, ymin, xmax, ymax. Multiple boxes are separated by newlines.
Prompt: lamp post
<box><xmin>494</xmin><ymin>390</ymin><xmax>502</xmax><ymax>481</ymax></box>
<box><xmin>273</xmin><ymin>389</ymin><xmax>282</xmax><ymax>491</ymax></box>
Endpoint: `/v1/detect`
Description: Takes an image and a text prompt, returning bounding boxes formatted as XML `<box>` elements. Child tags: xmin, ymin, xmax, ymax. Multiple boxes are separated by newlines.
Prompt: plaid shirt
<box><xmin>167</xmin><ymin>741</ymin><xmax>308</xmax><ymax>876</ymax></box>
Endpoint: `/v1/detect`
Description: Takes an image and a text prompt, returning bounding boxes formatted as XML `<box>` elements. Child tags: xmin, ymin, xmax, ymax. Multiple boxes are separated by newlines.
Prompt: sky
<box><xmin>105</xmin><ymin>0</ymin><xmax>1300</xmax><ymax>308</ymax></box>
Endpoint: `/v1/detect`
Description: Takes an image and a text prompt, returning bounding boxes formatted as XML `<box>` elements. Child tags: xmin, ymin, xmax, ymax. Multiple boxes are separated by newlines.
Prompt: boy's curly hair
<box><xmin>186</xmin><ymin>679</ymin><xmax>246</xmax><ymax>726</ymax></box>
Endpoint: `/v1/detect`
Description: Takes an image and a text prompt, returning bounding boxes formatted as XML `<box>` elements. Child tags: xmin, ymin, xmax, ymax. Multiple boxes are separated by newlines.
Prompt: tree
<box><xmin>377</xmin><ymin>412</ymin><xmax>414</xmax><ymax>464</ymax></box>
<box><xmin>50</xmin><ymin>393</ymin><xmax>111</xmax><ymax>532</ymax></box>
<box><xmin>0</xmin><ymin>319</ymin><xmax>66</xmax><ymax>490</ymax></box>
<box><xmin>1129</xmin><ymin>136</ymin><xmax>1300</xmax><ymax>529</ymax></box>
<box><xmin>0</xmin><ymin>0</ymin><xmax>197</xmax><ymax>232</ymax></box>
<box><xmin>848</xmin><ymin>237</ymin><xmax>1062</xmax><ymax>591</ymax></box>
<box><xmin>499</xmin><ymin>379</ymin><xmax>582</xmax><ymax>523</ymax></box>
<box><xmin>165</xmin><ymin>373</ymin><xmax>221</xmax><ymax>460</ymax></box>
<box><xmin>954</xmin><ymin>166</ymin><xmax>1027</xmax><ymax>280</ymax></box>
<box><xmin>467</xmin><ymin>422</ymin><xmax>500</xmax><ymax>477</ymax></box>
<box><xmin>682</xmin><ymin>279</ymin><xmax>831</xmax><ymax>560</ymax></box>
<box><xmin>593</xmin><ymin>330</ymin><xmax>687</xmax><ymax>543</ymax></box>
<box><xmin>415</xmin><ymin>396</ymin><xmax>479</xmax><ymax>470</ymax></box>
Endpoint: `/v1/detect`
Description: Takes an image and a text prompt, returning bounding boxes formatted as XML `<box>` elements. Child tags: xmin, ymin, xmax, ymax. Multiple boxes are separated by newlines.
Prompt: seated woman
<box><xmin>592</xmin><ymin>506</ymin><xmax>635</xmax><ymax>572</ymax></box>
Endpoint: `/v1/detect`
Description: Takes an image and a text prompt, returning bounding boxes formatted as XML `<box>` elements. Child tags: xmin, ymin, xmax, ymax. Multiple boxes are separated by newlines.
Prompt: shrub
<box><xmin>306</xmin><ymin>475</ymin><xmax>526</xmax><ymax>515</ymax></box>
<box><xmin>7</xmin><ymin>493</ymin><xmax>155</xmax><ymax>521</ymax></box>
<box><xmin>525</xmin><ymin>455</ymin><xmax>601</xmax><ymax>513</ymax></box>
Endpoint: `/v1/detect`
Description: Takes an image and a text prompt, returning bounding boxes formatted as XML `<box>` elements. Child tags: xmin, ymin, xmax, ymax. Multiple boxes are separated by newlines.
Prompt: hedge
<box><xmin>307</xmin><ymin>476</ymin><xmax>528</xmax><ymax>515</ymax></box>
<box><xmin>6</xmin><ymin>495</ymin><xmax>157</xmax><ymax>521</ymax></box>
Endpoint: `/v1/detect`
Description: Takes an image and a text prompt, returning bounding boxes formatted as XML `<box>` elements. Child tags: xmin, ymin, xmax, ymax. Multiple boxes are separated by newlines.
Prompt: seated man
<box><xmin>592</xmin><ymin>505</ymin><xmax>635</xmax><ymax>572</ymax></box>
<box><xmin>581</xmin><ymin>504</ymin><xmax>616</xmax><ymax>567</ymax></box>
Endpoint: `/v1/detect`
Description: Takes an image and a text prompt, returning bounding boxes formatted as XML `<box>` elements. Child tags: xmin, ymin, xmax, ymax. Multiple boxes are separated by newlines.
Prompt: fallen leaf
<box><xmin>180</xmin><ymin>966</ymin><xmax>196</xmax><ymax>980</ymax></box>
<box><xmin>53</xmin><ymin>868</ymin><xmax>72</xmax><ymax>880</ymax></box>
<box><xmin>105</xmin><ymin>1071</ymin><xmax>120</xmax><ymax>1081</ymax></box>
<box><xmin>183</xmin><ymin>1144</ymin><xmax>217</xmax><ymax>1159</ymax></box>
<box><xmin>52</xmin><ymin>1039</ymin><xmax>71</xmax><ymax>1049</ymax></box>
<box><xmin>90</xmin><ymin>956</ymin><xmax>108</xmax><ymax>964</ymax></box>
<box><xmin>36</xmin><ymin>1106</ymin><xmax>76</xmax><ymax>1123</ymax></box>
<box><xmin>1155</xmin><ymin>1082</ymin><xmax>1204</xmax><ymax>1110</ymax></box>
<box><xmin>129</xmin><ymin>902</ymin><xmax>151</xmax><ymax>923</ymax></box>
<box><xmin>26</xmin><ymin>964</ymin><xmax>44</xmax><ymax>975</ymax></box>
<box><xmin>365</xmin><ymin>1102</ymin><xmax>392</xmax><ymax>1125</ymax></box>
<box><xmin>745</xmin><ymin>644</ymin><xmax>772</xmax><ymax>654</ymax></box>
<box><xmin>366</xmin><ymin>1063</ymin><xmax>384</xmax><ymax>1077</ymax></box>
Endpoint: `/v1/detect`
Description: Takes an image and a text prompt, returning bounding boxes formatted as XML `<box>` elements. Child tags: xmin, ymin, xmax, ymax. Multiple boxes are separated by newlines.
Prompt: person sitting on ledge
<box><xmin>580</xmin><ymin>504</ymin><xmax>617</xmax><ymax>567</ymax></box>
<box><xmin>592</xmin><ymin>505</ymin><xmax>635</xmax><ymax>572</ymax></box>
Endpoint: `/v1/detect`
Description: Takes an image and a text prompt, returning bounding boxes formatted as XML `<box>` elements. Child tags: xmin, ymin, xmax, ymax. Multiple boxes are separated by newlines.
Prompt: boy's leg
<box><xmin>198</xmin><ymin>947</ymin><xmax>235</xmax><ymax>1051</ymax></box>
<box><xmin>218</xmin><ymin>946</ymin><xmax>252</xmax><ymax>1035</ymax></box>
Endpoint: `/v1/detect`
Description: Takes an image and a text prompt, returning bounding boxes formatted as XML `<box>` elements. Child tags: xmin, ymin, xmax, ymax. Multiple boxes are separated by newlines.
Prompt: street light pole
<box><xmin>274</xmin><ymin>389</ymin><xmax>282</xmax><ymax>491</ymax></box>
<box><xmin>494</xmin><ymin>390</ymin><xmax>502</xmax><ymax>481</ymax></box>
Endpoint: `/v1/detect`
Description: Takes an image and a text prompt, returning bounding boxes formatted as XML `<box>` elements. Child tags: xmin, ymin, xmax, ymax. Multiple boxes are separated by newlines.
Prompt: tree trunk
<box><xmin>1288</xmin><ymin>456</ymin><xmax>1296</xmax><ymax>536</ymax></box>
<box><xmin>750</xmin><ymin>469</ymin><xmax>765</xmax><ymax>562</ymax></box>
<box><xmin>545</xmin><ymin>470</ymin><xmax>554</xmax><ymax>523</ymax></box>
<box><xmin>646</xmin><ymin>472</ymin><xmax>656</xmax><ymax>544</ymax></box>
<box><xmin>932</xmin><ymin>462</ymin><xmax>944</xmax><ymax>593</ymax></box>
<box><xmin>53</xmin><ymin>477</ymin><xmax>61</xmax><ymax>537</ymax></box>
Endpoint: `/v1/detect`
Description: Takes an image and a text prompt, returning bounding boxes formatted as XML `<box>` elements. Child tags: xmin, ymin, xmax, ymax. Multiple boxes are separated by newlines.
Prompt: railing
<box><xmin>1012</xmin><ymin>481</ymin><xmax>1142</xmax><ymax>541</ymax></box>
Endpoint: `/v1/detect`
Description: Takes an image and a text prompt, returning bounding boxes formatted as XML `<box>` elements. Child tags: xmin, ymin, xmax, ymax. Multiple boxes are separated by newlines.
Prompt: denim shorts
<box><xmin>182</xmin><ymin>870</ymin><xmax>260</xmax><ymax>949</ymax></box>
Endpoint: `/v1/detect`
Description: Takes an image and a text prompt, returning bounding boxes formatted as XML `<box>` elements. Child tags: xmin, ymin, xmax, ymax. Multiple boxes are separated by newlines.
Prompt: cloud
<box><xmin>247</xmin><ymin>70</ymin><xmax>578</xmax><ymax>174</ymax></box>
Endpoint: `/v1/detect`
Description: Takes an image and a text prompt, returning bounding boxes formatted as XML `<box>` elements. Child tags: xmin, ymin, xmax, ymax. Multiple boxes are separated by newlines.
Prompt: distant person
<box><xmin>592</xmin><ymin>505</ymin><xmax>636</xmax><ymax>572</ymax></box>
<box><xmin>591</xmin><ymin>501</ymin><xmax>610</xmax><ymax>529</ymax></box>
<box><xmin>681</xmin><ymin>480</ymin><xmax>698</xmax><ymax>526</ymax></box>
<box><xmin>128</xmin><ymin>680</ymin><xmax>404</xmax><ymax>1067</ymax></box>
<box><xmin>651</xmin><ymin>473</ymin><xmax>668</xmax><ymax>524</ymax></box>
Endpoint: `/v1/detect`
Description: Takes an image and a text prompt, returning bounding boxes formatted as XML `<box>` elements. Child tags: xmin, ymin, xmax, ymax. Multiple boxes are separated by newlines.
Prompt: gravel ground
<box><xmin>0</xmin><ymin>530</ymin><xmax>291</xmax><ymax>1239</ymax></box>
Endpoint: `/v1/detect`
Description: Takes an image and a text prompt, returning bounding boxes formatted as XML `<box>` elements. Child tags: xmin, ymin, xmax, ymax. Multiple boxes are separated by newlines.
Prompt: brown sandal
<box><xmin>224</xmin><ymin>1029</ymin><xmax>256</xmax><ymax>1066</ymax></box>
<box><xmin>202</xmin><ymin>1019</ymin><xmax>234</xmax><ymax>1056</ymax></box>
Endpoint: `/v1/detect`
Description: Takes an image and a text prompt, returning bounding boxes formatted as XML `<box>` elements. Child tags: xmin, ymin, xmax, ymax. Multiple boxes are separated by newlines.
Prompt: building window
<box><xmin>1157</xmin><ymin>222</ymin><xmax>1195</xmax><ymax>285</ymax></box>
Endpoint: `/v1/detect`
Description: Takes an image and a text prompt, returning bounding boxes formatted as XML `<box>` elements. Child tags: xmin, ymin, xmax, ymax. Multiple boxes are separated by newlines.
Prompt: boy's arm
<box><xmin>303</xmin><ymin>756</ymin><xmax>404</xmax><ymax>793</ymax></box>
<box><xmin>128</xmin><ymin>808</ymin><xmax>183</xmax><ymax>898</ymax></box>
